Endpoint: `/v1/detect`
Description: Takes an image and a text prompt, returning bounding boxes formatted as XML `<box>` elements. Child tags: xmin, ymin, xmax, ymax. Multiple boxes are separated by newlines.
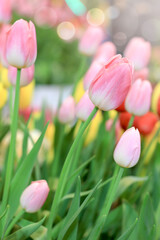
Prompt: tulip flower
<box><xmin>8</xmin><ymin>65</ymin><xmax>34</xmax><ymax>86</ymax></box>
<box><xmin>0</xmin><ymin>0</ymin><xmax>12</xmax><ymax>23</ymax></box>
<box><xmin>6</xmin><ymin>19</ymin><xmax>37</xmax><ymax>68</ymax></box>
<box><xmin>20</xmin><ymin>180</ymin><xmax>49</xmax><ymax>213</ymax></box>
<box><xmin>157</xmin><ymin>97</ymin><xmax>160</xmax><ymax>117</ymax></box>
<box><xmin>76</xmin><ymin>91</ymin><xmax>95</xmax><ymax>121</ymax></box>
<box><xmin>133</xmin><ymin>68</ymin><xmax>149</xmax><ymax>82</ymax></box>
<box><xmin>94</xmin><ymin>41</ymin><xmax>117</xmax><ymax>64</ymax></box>
<box><xmin>125</xmin><ymin>79</ymin><xmax>152</xmax><ymax>116</ymax></box>
<box><xmin>58</xmin><ymin>96</ymin><xmax>76</xmax><ymax>124</ymax></box>
<box><xmin>119</xmin><ymin>111</ymin><xmax>158</xmax><ymax>136</ymax></box>
<box><xmin>0</xmin><ymin>83</ymin><xmax>8</xmax><ymax>108</ymax></box>
<box><xmin>78</xmin><ymin>26</ymin><xmax>104</xmax><ymax>55</ymax></box>
<box><xmin>0</xmin><ymin>24</ymin><xmax>11</xmax><ymax>67</ymax></box>
<box><xmin>83</xmin><ymin>60</ymin><xmax>104</xmax><ymax>90</ymax></box>
<box><xmin>89</xmin><ymin>55</ymin><xmax>133</xmax><ymax>111</ymax></box>
<box><xmin>114</xmin><ymin>127</ymin><xmax>141</xmax><ymax>168</ymax></box>
<box><xmin>124</xmin><ymin>37</ymin><xmax>151</xmax><ymax>70</ymax></box>
<box><xmin>115</xmin><ymin>100</ymin><xmax>126</xmax><ymax>112</ymax></box>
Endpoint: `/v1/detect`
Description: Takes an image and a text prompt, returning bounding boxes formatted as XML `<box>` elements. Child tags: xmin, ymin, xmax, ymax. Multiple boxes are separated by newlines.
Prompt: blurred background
<box><xmin>1</xmin><ymin>0</ymin><xmax>160</xmax><ymax>110</ymax></box>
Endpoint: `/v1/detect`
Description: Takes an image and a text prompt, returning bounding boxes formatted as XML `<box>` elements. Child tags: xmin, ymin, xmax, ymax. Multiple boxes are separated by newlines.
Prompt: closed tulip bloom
<box><xmin>125</xmin><ymin>79</ymin><xmax>152</xmax><ymax>116</ymax></box>
<box><xmin>94</xmin><ymin>41</ymin><xmax>116</xmax><ymax>64</ymax></box>
<box><xmin>6</xmin><ymin>19</ymin><xmax>37</xmax><ymax>68</ymax></box>
<box><xmin>133</xmin><ymin>68</ymin><xmax>149</xmax><ymax>82</ymax></box>
<box><xmin>78</xmin><ymin>26</ymin><xmax>104</xmax><ymax>55</ymax></box>
<box><xmin>0</xmin><ymin>0</ymin><xmax>12</xmax><ymax>23</ymax></box>
<box><xmin>114</xmin><ymin>127</ymin><xmax>141</xmax><ymax>168</ymax></box>
<box><xmin>83</xmin><ymin>61</ymin><xmax>104</xmax><ymax>90</ymax></box>
<box><xmin>76</xmin><ymin>91</ymin><xmax>95</xmax><ymax>121</ymax></box>
<box><xmin>89</xmin><ymin>55</ymin><xmax>133</xmax><ymax>111</ymax></box>
<box><xmin>124</xmin><ymin>37</ymin><xmax>151</xmax><ymax>70</ymax></box>
<box><xmin>58</xmin><ymin>96</ymin><xmax>76</xmax><ymax>124</ymax></box>
<box><xmin>20</xmin><ymin>180</ymin><xmax>49</xmax><ymax>213</ymax></box>
<box><xmin>8</xmin><ymin>64</ymin><xmax>34</xmax><ymax>86</ymax></box>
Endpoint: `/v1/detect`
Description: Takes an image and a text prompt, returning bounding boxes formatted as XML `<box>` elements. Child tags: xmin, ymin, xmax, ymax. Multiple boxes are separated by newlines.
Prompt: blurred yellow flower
<box><xmin>75</xmin><ymin>110</ymin><xmax>103</xmax><ymax>145</ymax></box>
<box><xmin>19</xmin><ymin>80</ymin><xmax>35</xmax><ymax>110</ymax></box>
<box><xmin>152</xmin><ymin>82</ymin><xmax>160</xmax><ymax>114</ymax></box>
<box><xmin>74</xmin><ymin>78</ymin><xmax>85</xmax><ymax>103</ymax></box>
<box><xmin>0</xmin><ymin>82</ymin><xmax>8</xmax><ymax>109</ymax></box>
<box><xmin>0</xmin><ymin>66</ymin><xmax>10</xmax><ymax>88</ymax></box>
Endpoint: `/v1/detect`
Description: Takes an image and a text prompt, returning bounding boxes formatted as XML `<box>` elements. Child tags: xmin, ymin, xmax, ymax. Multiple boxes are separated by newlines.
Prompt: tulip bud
<box><xmin>78</xmin><ymin>26</ymin><xmax>104</xmax><ymax>55</ymax></box>
<box><xmin>8</xmin><ymin>65</ymin><xmax>34</xmax><ymax>86</ymax></box>
<box><xmin>6</xmin><ymin>19</ymin><xmax>37</xmax><ymax>68</ymax></box>
<box><xmin>58</xmin><ymin>96</ymin><xmax>76</xmax><ymax>124</ymax></box>
<box><xmin>94</xmin><ymin>41</ymin><xmax>116</xmax><ymax>64</ymax></box>
<box><xmin>89</xmin><ymin>55</ymin><xmax>133</xmax><ymax>111</ymax></box>
<box><xmin>0</xmin><ymin>0</ymin><xmax>12</xmax><ymax>23</ymax></box>
<box><xmin>114</xmin><ymin>127</ymin><xmax>141</xmax><ymax>168</ymax></box>
<box><xmin>124</xmin><ymin>37</ymin><xmax>151</xmax><ymax>70</ymax></box>
<box><xmin>83</xmin><ymin>60</ymin><xmax>103</xmax><ymax>90</ymax></box>
<box><xmin>125</xmin><ymin>79</ymin><xmax>152</xmax><ymax>116</ymax></box>
<box><xmin>20</xmin><ymin>180</ymin><xmax>49</xmax><ymax>213</ymax></box>
<box><xmin>76</xmin><ymin>91</ymin><xmax>95</xmax><ymax>121</ymax></box>
<box><xmin>115</xmin><ymin>100</ymin><xmax>126</xmax><ymax>112</ymax></box>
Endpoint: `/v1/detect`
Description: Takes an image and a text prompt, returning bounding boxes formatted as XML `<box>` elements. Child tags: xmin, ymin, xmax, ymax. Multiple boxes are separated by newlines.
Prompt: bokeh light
<box><xmin>57</xmin><ymin>21</ymin><xmax>75</xmax><ymax>41</ymax></box>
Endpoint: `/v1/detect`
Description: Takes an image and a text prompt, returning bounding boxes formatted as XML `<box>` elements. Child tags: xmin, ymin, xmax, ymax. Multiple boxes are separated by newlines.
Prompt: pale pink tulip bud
<box><xmin>0</xmin><ymin>0</ymin><xmax>12</xmax><ymax>23</ymax></box>
<box><xmin>113</xmin><ymin>127</ymin><xmax>141</xmax><ymax>168</ymax></box>
<box><xmin>76</xmin><ymin>91</ymin><xmax>95</xmax><ymax>121</ymax></box>
<box><xmin>124</xmin><ymin>37</ymin><xmax>151</xmax><ymax>70</ymax></box>
<box><xmin>94</xmin><ymin>42</ymin><xmax>117</xmax><ymax>64</ymax></box>
<box><xmin>0</xmin><ymin>24</ymin><xmax>11</xmax><ymax>67</ymax></box>
<box><xmin>20</xmin><ymin>180</ymin><xmax>49</xmax><ymax>213</ymax></box>
<box><xmin>83</xmin><ymin>60</ymin><xmax>104</xmax><ymax>90</ymax></box>
<box><xmin>125</xmin><ymin>79</ymin><xmax>152</xmax><ymax>116</ymax></box>
<box><xmin>89</xmin><ymin>55</ymin><xmax>133</xmax><ymax>111</ymax></box>
<box><xmin>8</xmin><ymin>64</ymin><xmax>34</xmax><ymax>86</ymax></box>
<box><xmin>6</xmin><ymin>19</ymin><xmax>37</xmax><ymax>68</ymax></box>
<box><xmin>78</xmin><ymin>26</ymin><xmax>104</xmax><ymax>55</ymax></box>
<box><xmin>58</xmin><ymin>96</ymin><xmax>76</xmax><ymax>124</ymax></box>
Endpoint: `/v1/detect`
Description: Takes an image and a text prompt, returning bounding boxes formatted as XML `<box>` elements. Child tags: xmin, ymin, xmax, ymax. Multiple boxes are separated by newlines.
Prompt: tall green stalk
<box><xmin>47</xmin><ymin>107</ymin><xmax>98</xmax><ymax>239</ymax></box>
<box><xmin>0</xmin><ymin>69</ymin><xmax>21</xmax><ymax>214</ymax></box>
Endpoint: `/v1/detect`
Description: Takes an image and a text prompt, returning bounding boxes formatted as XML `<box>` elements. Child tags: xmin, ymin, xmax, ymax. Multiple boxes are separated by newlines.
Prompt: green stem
<box><xmin>1</xmin><ymin>69</ymin><xmax>21</xmax><ymax>214</ymax></box>
<box><xmin>9</xmin><ymin>85</ymin><xmax>13</xmax><ymax>121</ymax></box>
<box><xmin>128</xmin><ymin>115</ymin><xmax>134</xmax><ymax>128</ymax></box>
<box><xmin>88</xmin><ymin>165</ymin><xmax>124</xmax><ymax>240</ymax></box>
<box><xmin>46</xmin><ymin>107</ymin><xmax>98</xmax><ymax>240</ymax></box>
<box><xmin>51</xmin><ymin>124</ymin><xmax>65</xmax><ymax>177</ymax></box>
<box><xmin>5</xmin><ymin>209</ymin><xmax>24</xmax><ymax>236</ymax></box>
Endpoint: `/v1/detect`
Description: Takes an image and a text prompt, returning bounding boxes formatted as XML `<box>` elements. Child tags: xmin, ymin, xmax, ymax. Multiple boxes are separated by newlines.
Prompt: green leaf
<box><xmin>116</xmin><ymin>176</ymin><xmax>148</xmax><ymax>199</ymax></box>
<box><xmin>4</xmin><ymin>217</ymin><xmax>45</xmax><ymax>240</ymax></box>
<box><xmin>122</xmin><ymin>202</ymin><xmax>138</xmax><ymax>233</ymax></box>
<box><xmin>117</xmin><ymin>218</ymin><xmax>138</xmax><ymax>240</ymax></box>
<box><xmin>7</xmin><ymin>123</ymin><xmax>49</xmax><ymax>222</ymax></box>
<box><xmin>58</xmin><ymin>177</ymin><xmax>81</xmax><ymax>240</ymax></box>
<box><xmin>58</xmin><ymin>179</ymin><xmax>101</xmax><ymax>240</ymax></box>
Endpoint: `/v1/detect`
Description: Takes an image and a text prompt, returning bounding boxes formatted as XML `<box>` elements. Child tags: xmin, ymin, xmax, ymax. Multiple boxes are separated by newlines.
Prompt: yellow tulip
<box><xmin>19</xmin><ymin>80</ymin><xmax>35</xmax><ymax>110</ymax></box>
<box><xmin>74</xmin><ymin>78</ymin><xmax>85</xmax><ymax>103</ymax></box>
<box><xmin>0</xmin><ymin>66</ymin><xmax>10</xmax><ymax>88</ymax></box>
<box><xmin>152</xmin><ymin>82</ymin><xmax>160</xmax><ymax>114</ymax></box>
<box><xmin>0</xmin><ymin>83</ymin><xmax>8</xmax><ymax>109</ymax></box>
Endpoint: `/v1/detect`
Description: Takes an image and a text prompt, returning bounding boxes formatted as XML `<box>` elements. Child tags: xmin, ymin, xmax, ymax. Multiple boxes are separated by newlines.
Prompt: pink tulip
<box><xmin>89</xmin><ymin>55</ymin><xmax>133</xmax><ymax>111</ymax></box>
<box><xmin>58</xmin><ymin>96</ymin><xmax>76</xmax><ymax>124</ymax></box>
<box><xmin>6</xmin><ymin>19</ymin><xmax>37</xmax><ymax>68</ymax></box>
<box><xmin>20</xmin><ymin>180</ymin><xmax>49</xmax><ymax>213</ymax></box>
<box><xmin>124</xmin><ymin>37</ymin><xmax>151</xmax><ymax>70</ymax></box>
<box><xmin>94</xmin><ymin>41</ymin><xmax>116</xmax><ymax>64</ymax></box>
<box><xmin>133</xmin><ymin>68</ymin><xmax>149</xmax><ymax>82</ymax></box>
<box><xmin>0</xmin><ymin>24</ymin><xmax>11</xmax><ymax>67</ymax></box>
<box><xmin>113</xmin><ymin>127</ymin><xmax>141</xmax><ymax>168</ymax></box>
<box><xmin>125</xmin><ymin>79</ymin><xmax>152</xmax><ymax>116</ymax></box>
<box><xmin>83</xmin><ymin>60</ymin><xmax>104</xmax><ymax>90</ymax></box>
<box><xmin>78</xmin><ymin>26</ymin><xmax>104</xmax><ymax>55</ymax></box>
<box><xmin>76</xmin><ymin>91</ymin><xmax>95</xmax><ymax>121</ymax></box>
<box><xmin>0</xmin><ymin>0</ymin><xmax>12</xmax><ymax>23</ymax></box>
<box><xmin>8</xmin><ymin>64</ymin><xmax>34</xmax><ymax>86</ymax></box>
